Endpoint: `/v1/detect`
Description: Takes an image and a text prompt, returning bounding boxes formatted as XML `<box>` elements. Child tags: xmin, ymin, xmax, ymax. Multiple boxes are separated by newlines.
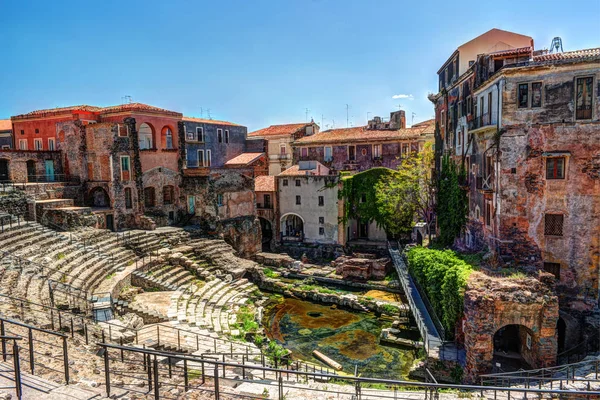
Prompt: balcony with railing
<box><xmin>256</xmin><ymin>203</ymin><xmax>274</xmax><ymax>220</ymax></box>
<box><xmin>469</xmin><ymin>113</ymin><xmax>493</xmax><ymax>131</ymax></box>
<box><xmin>476</xmin><ymin>174</ymin><xmax>494</xmax><ymax>192</ymax></box>
<box><xmin>269</xmin><ymin>153</ymin><xmax>292</xmax><ymax>161</ymax></box>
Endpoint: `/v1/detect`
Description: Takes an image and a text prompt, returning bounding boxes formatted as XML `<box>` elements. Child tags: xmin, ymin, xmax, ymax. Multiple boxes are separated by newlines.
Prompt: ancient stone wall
<box><xmin>463</xmin><ymin>272</ymin><xmax>559</xmax><ymax>382</ymax></box>
<box><xmin>0</xmin><ymin>150</ymin><xmax>63</xmax><ymax>182</ymax></box>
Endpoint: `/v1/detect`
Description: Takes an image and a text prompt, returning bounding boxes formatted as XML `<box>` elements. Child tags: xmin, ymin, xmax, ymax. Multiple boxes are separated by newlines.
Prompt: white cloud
<box><xmin>392</xmin><ymin>94</ymin><xmax>414</xmax><ymax>100</ymax></box>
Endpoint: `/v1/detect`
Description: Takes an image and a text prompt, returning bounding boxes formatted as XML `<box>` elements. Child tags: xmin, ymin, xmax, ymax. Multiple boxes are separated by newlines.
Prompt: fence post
<box><xmin>84</xmin><ymin>324</ymin><xmax>88</xmax><ymax>345</ymax></box>
<box><xmin>0</xmin><ymin>320</ymin><xmax>6</xmax><ymax>362</ymax></box>
<box><xmin>183</xmin><ymin>358</ymin><xmax>189</xmax><ymax>392</ymax></box>
<box><xmin>103</xmin><ymin>346</ymin><xmax>110</xmax><ymax>397</ymax></box>
<box><xmin>13</xmin><ymin>340</ymin><xmax>22</xmax><ymax>400</ymax></box>
<box><xmin>153</xmin><ymin>355</ymin><xmax>159</xmax><ymax>400</ymax></box>
<box><xmin>214</xmin><ymin>365</ymin><xmax>220</xmax><ymax>400</ymax></box>
<box><xmin>201</xmin><ymin>358</ymin><xmax>205</xmax><ymax>384</ymax></box>
<box><xmin>62</xmin><ymin>336</ymin><xmax>69</xmax><ymax>384</ymax></box>
<box><xmin>278</xmin><ymin>376</ymin><xmax>284</xmax><ymax>400</ymax></box>
<box><xmin>147</xmin><ymin>354</ymin><xmax>153</xmax><ymax>391</ymax></box>
<box><xmin>28</xmin><ymin>328</ymin><xmax>34</xmax><ymax>375</ymax></box>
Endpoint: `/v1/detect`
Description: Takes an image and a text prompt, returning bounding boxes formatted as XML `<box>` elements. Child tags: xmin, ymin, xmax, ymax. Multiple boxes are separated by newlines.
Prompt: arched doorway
<box><xmin>0</xmin><ymin>159</ymin><xmax>9</xmax><ymax>181</ymax></box>
<box><xmin>259</xmin><ymin>217</ymin><xmax>273</xmax><ymax>251</ymax></box>
<box><xmin>88</xmin><ymin>187</ymin><xmax>110</xmax><ymax>208</ymax></box>
<box><xmin>281</xmin><ymin>213</ymin><xmax>303</xmax><ymax>242</ymax></box>
<box><xmin>26</xmin><ymin>160</ymin><xmax>36</xmax><ymax>182</ymax></box>
<box><xmin>493</xmin><ymin>324</ymin><xmax>533</xmax><ymax>372</ymax></box>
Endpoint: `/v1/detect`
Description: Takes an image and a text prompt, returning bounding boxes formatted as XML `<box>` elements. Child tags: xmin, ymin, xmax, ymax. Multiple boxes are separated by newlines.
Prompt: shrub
<box><xmin>407</xmin><ymin>247</ymin><xmax>473</xmax><ymax>337</ymax></box>
<box><xmin>263</xmin><ymin>268</ymin><xmax>278</xmax><ymax>278</ymax></box>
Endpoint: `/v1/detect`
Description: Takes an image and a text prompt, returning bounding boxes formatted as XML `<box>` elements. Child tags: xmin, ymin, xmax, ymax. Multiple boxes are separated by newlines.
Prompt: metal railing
<box><xmin>97</xmin><ymin>342</ymin><xmax>600</xmax><ymax>400</ymax></box>
<box><xmin>469</xmin><ymin>113</ymin><xmax>492</xmax><ymax>130</ymax></box>
<box><xmin>25</xmin><ymin>174</ymin><xmax>80</xmax><ymax>184</ymax></box>
<box><xmin>0</xmin><ymin>335</ymin><xmax>23</xmax><ymax>400</ymax></box>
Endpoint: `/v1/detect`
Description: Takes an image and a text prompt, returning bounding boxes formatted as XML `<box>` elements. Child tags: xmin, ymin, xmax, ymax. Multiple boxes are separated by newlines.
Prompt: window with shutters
<box><xmin>544</xmin><ymin>214</ymin><xmax>564</xmax><ymax>236</ymax></box>
<box><xmin>546</xmin><ymin>157</ymin><xmax>565</xmax><ymax>179</ymax></box>
<box><xmin>125</xmin><ymin>188</ymin><xmax>133</xmax><ymax>209</ymax></box>
<box><xmin>120</xmin><ymin>156</ymin><xmax>131</xmax><ymax>181</ymax></box>
<box><xmin>531</xmin><ymin>82</ymin><xmax>542</xmax><ymax>107</ymax></box>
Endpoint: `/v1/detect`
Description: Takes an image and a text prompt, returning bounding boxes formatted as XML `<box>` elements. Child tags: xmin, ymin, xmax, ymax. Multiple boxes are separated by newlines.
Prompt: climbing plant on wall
<box><xmin>436</xmin><ymin>154</ymin><xmax>468</xmax><ymax>247</ymax></box>
<box><xmin>407</xmin><ymin>246</ymin><xmax>473</xmax><ymax>337</ymax></box>
<box><xmin>339</xmin><ymin>168</ymin><xmax>415</xmax><ymax>238</ymax></box>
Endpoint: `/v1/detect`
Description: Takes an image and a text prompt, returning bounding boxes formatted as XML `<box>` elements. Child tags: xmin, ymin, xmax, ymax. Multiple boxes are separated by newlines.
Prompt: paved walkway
<box><xmin>388</xmin><ymin>244</ymin><xmax>464</xmax><ymax>363</ymax></box>
<box><xmin>0</xmin><ymin>362</ymin><xmax>102</xmax><ymax>400</ymax></box>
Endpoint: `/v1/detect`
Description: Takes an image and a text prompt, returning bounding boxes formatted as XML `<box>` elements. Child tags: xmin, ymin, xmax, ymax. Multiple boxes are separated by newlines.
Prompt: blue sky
<box><xmin>1</xmin><ymin>0</ymin><xmax>598</xmax><ymax>131</ymax></box>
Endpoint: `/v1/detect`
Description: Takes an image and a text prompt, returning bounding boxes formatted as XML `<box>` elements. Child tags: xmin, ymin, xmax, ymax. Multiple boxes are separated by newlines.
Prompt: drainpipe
<box><xmin>494</xmin><ymin>78</ymin><xmax>504</xmax><ymax>251</ymax></box>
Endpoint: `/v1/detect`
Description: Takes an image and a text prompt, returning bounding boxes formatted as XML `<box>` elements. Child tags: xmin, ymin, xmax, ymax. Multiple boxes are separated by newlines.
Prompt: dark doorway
<box><xmin>557</xmin><ymin>318</ymin><xmax>566</xmax><ymax>353</ymax></box>
<box><xmin>494</xmin><ymin>325</ymin><xmax>520</xmax><ymax>353</ymax></box>
<box><xmin>359</xmin><ymin>220</ymin><xmax>369</xmax><ymax>239</ymax></box>
<box><xmin>260</xmin><ymin>217</ymin><xmax>273</xmax><ymax>251</ymax></box>
<box><xmin>106</xmin><ymin>214</ymin><xmax>114</xmax><ymax>231</ymax></box>
<box><xmin>0</xmin><ymin>159</ymin><xmax>9</xmax><ymax>181</ymax></box>
<box><xmin>26</xmin><ymin>160</ymin><xmax>36</xmax><ymax>182</ymax></box>
<box><xmin>493</xmin><ymin>324</ymin><xmax>532</xmax><ymax>372</ymax></box>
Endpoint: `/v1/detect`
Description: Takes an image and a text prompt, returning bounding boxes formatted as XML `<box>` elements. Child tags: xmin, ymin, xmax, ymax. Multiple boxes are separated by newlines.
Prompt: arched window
<box><xmin>144</xmin><ymin>187</ymin><xmax>156</xmax><ymax>208</ymax></box>
<box><xmin>138</xmin><ymin>123</ymin><xmax>153</xmax><ymax>150</ymax></box>
<box><xmin>162</xmin><ymin>126</ymin><xmax>173</xmax><ymax>149</ymax></box>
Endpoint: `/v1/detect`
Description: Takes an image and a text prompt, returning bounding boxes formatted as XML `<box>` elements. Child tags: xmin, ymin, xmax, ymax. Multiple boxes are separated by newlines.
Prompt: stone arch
<box><xmin>492</xmin><ymin>324</ymin><xmax>535</xmax><ymax>371</ymax></box>
<box><xmin>88</xmin><ymin>187</ymin><xmax>111</xmax><ymax>208</ymax></box>
<box><xmin>0</xmin><ymin>158</ymin><xmax>10</xmax><ymax>181</ymax></box>
<box><xmin>280</xmin><ymin>213</ymin><xmax>304</xmax><ymax>241</ymax></box>
<box><xmin>161</xmin><ymin>125</ymin><xmax>175</xmax><ymax>150</ymax></box>
<box><xmin>138</xmin><ymin>122</ymin><xmax>155</xmax><ymax>150</ymax></box>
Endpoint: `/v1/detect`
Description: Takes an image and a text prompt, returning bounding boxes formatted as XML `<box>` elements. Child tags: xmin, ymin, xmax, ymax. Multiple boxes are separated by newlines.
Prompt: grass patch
<box><xmin>263</xmin><ymin>268</ymin><xmax>278</xmax><ymax>278</ymax></box>
<box><xmin>105</xmin><ymin>272</ymin><xmax>115</xmax><ymax>280</ymax></box>
<box><xmin>56</xmin><ymin>252</ymin><xmax>66</xmax><ymax>260</ymax></box>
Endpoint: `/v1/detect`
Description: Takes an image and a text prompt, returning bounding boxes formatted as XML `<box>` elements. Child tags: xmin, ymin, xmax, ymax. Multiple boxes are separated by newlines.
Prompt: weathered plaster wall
<box><xmin>182</xmin><ymin>120</ymin><xmax>248</xmax><ymax>168</ymax></box>
<box><xmin>0</xmin><ymin>150</ymin><xmax>63</xmax><ymax>182</ymax></box>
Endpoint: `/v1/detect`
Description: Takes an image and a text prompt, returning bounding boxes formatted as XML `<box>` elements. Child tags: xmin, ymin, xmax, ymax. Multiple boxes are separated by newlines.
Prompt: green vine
<box><xmin>436</xmin><ymin>154</ymin><xmax>468</xmax><ymax>246</ymax></box>
<box><xmin>407</xmin><ymin>247</ymin><xmax>473</xmax><ymax>337</ymax></box>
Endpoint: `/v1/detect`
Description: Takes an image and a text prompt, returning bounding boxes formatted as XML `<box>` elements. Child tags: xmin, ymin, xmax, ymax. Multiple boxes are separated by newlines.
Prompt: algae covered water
<box><xmin>264</xmin><ymin>297</ymin><xmax>418</xmax><ymax>379</ymax></box>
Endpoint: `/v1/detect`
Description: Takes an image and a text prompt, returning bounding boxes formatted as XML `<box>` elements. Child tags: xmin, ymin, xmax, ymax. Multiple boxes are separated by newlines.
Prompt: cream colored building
<box><xmin>248</xmin><ymin>122</ymin><xmax>319</xmax><ymax>175</ymax></box>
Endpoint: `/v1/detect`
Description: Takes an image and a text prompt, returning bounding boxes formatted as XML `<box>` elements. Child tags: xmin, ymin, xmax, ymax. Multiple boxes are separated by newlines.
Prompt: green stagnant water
<box><xmin>263</xmin><ymin>297</ymin><xmax>418</xmax><ymax>379</ymax></box>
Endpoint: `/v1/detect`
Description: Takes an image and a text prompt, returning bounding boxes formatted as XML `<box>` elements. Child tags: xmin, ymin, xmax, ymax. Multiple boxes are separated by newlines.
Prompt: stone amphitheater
<box><xmin>0</xmin><ymin>207</ymin><xmax>598</xmax><ymax>398</ymax></box>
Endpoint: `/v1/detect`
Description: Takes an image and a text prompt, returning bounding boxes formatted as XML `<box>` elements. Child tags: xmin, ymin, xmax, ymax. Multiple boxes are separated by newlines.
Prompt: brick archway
<box><xmin>463</xmin><ymin>272</ymin><xmax>558</xmax><ymax>381</ymax></box>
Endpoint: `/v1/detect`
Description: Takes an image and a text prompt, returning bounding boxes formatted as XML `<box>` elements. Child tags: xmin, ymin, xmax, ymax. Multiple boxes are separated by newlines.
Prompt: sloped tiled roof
<box><xmin>294</xmin><ymin>119</ymin><xmax>435</xmax><ymax>145</ymax></box>
<box><xmin>255</xmin><ymin>175</ymin><xmax>275</xmax><ymax>192</ymax></box>
<box><xmin>224</xmin><ymin>152</ymin><xmax>264</xmax><ymax>166</ymax></box>
<box><xmin>248</xmin><ymin>123</ymin><xmax>310</xmax><ymax>138</ymax></box>
<box><xmin>12</xmin><ymin>102</ymin><xmax>182</xmax><ymax>120</ymax></box>
<box><xmin>533</xmin><ymin>48</ymin><xmax>600</xmax><ymax>62</ymax></box>
<box><xmin>278</xmin><ymin>161</ymin><xmax>329</xmax><ymax>177</ymax></box>
<box><xmin>183</xmin><ymin>116</ymin><xmax>242</xmax><ymax>126</ymax></box>
<box><xmin>0</xmin><ymin>119</ymin><xmax>12</xmax><ymax>131</ymax></box>
<box><xmin>488</xmin><ymin>46</ymin><xmax>533</xmax><ymax>57</ymax></box>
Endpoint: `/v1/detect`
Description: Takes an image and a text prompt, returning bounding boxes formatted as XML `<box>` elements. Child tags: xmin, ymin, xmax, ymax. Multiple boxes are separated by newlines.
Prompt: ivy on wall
<box><xmin>338</xmin><ymin>167</ymin><xmax>414</xmax><ymax>238</ymax></box>
<box><xmin>407</xmin><ymin>246</ymin><xmax>473</xmax><ymax>337</ymax></box>
<box><xmin>436</xmin><ymin>154</ymin><xmax>468</xmax><ymax>247</ymax></box>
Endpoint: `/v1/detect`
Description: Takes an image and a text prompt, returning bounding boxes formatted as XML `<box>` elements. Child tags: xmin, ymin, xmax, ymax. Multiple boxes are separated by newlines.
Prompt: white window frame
<box><xmin>196</xmin><ymin>127</ymin><xmax>203</xmax><ymax>142</ymax></box>
<box><xmin>324</xmin><ymin>146</ymin><xmax>332</xmax><ymax>162</ymax></box>
<box><xmin>118</xmin><ymin>124</ymin><xmax>129</xmax><ymax>137</ymax></box>
<box><xmin>34</xmin><ymin>138</ymin><xmax>43</xmax><ymax>150</ymax></box>
<box><xmin>165</xmin><ymin>128</ymin><xmax>173</xmax><ymax>149</ymax></box>
<box><xmin>225</xmin><ymin>129</ymin><xmax>229</xmax><ymax>144</ymax></box>
<box><xmin>48</xmin><ymin>138</ymin><xmax>55</xmax><ymax>151</ymax></box>
<box><xmin>217</xmin><ymin>128</ymin><xmax>223</xmax><ymax>143</ymax></box>
<box><xmin>206</xmin><ymin>150</ymin><xmax>211</xmax><ymax>167</ymax></box>
<box><xmin>373</xmin><ymin>144</ymin><xmax>381</xmax><ymax>158</ymax></box>
<box><xmin>197</xmin><ymin>150</ymin><xmax>205</xmax><ymax>167</ymax></box>
<box><xmin>19</xmin><ymin>139</ymin><xmax>27</xmax><ymax>150</ymax></box>
<box><xmin>120</xmin><ymin>156</ymin><xmax>131</xmax><ymax>181</ymax></box>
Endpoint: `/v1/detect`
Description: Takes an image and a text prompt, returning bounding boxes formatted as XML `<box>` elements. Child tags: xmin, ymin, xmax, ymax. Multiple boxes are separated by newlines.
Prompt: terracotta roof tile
<box><xmin>533</xmin><ymin>47</ymin><xmax>600</xmax><ymax>62</ymax></box>
<box><xmin>488</xmin><ymin>46</ymin><xmax>533</xmax><ymax>57</ymax></box>
<box><xmin>12</xmin><ymin>102</ymin><xmax>182</xmax><ymax>120</ymax></box>
<box><xmin>278</xmin><ymin>161</ymin><xmax>329</xmax><ymax>176</ymax></box>
<box><xmin>255</xmin><ymin>175</ymin><xmax>275</xmax><ymax>192</ymax></box>
<box><xmin>248</xmin><ymin>123</ymin><xmax>311</xmax><ymax>138</ymax></box>
<box><xmin>183</xmin><ymin>116</ymin><xmax>242</xmax><ymax>127</ymax></box>
<box><xmin>0</xmin><ymin>119</ymin><xmax>11</xmax><ymax>131</ymax></box>
<box><xmin>294</xmin><ymin>119</ymin><xmax>435</xmax><ymax>145</ymax></box>
<box><xmin>224</xmin><ymin>152</ymin><xmax>264</xmax><ymax>166</ymax></box>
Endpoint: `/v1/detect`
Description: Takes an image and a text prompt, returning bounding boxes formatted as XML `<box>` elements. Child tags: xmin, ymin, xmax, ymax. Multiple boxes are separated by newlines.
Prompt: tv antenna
<box><xmin>549</xmin><ymin>37</ymin><xmax>563</xmax><ymax>53</ymax></box>
<box><xmin>397</xmin><ymin>104</ymin><xmax>403</xmax><ymax>111</ymax></box>
<box><xmin>345</xmin><ymin>104</ymin><xmax>351</xmax><ymax>127</ymax></box>
<box><xmin>305</xmin><ymin>108</ymin><xmax>310</xmax><ymax>122</ymax></box>
<box><xmin>122</xmin><ymin>95</ymin><xmax>132</xmax><ymax>104</ymax></box>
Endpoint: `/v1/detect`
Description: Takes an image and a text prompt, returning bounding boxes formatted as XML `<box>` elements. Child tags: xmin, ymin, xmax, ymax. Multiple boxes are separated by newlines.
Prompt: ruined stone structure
<box><xmin>247</xmin><ymin>122</ymin><xmax>319</xmax><ymax>175</ymax></box>
<box><xmin>255</xmin><ymin>175</ymin><xmax>276</xmax><ymax>251</ymax></box>
<box><xmin>332</xmin><ymin>253</ymin><xmax>391</xmax><ymax>280</ymax></box>
<box><xmin>463</xmin><ymin>272</ymin><xmax>559</xmax><ymax>381</ymax></box>
<box><xmin>292</xmin><ymin>118</ymin><xmax>434</xmax><ymax>174</ymax></box>
<box><xmin>431</xmin><ymin>29</ymin><xmax>600</xmax><ymax>376</ymax></box>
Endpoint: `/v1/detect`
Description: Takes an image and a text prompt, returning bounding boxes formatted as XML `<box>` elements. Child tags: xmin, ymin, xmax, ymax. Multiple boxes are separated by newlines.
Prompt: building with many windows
<box><xmin>247</xmin><ymin>122</ymin><xmax>319</xmax><ymax>175</ymax></box>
